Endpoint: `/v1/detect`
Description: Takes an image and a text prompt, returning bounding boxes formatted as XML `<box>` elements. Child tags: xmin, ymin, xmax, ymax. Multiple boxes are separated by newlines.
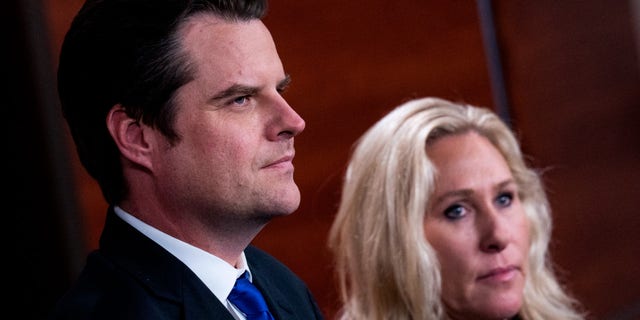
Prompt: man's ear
<box><xmin>106</xmin><ymin>104</ymin><xmax>154</xmax><ymax>171</ymax></box>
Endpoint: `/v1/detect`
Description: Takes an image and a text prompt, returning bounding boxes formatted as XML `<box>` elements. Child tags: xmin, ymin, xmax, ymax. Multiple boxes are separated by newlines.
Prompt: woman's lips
<box><xmin>477</xmin><ymin>265</ymin><xmax>520</xmax><ymax>282</ymax></box>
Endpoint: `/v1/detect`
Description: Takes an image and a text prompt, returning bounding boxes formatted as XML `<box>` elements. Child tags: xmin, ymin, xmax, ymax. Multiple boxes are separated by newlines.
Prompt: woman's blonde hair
<box><xmin>328</xmin><ymin>97</ymin><xmax>585</xmax><ymax>319</ymax></box>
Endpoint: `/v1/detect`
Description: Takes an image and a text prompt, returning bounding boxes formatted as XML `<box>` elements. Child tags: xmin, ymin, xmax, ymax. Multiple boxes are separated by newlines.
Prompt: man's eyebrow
<box><xmin>278</xmin><ymin>74</ymin><xmax>292</xmax><ymax>89</ymax></box>
<box><xmin>210</xmin><ymin>84</ymin><xmax>259</xmax><ymax>102</ymax></box>
<box><xmin>209</xmin><ymin>75</ymin><xmax>291</xmax><ymax>103</ymax></box>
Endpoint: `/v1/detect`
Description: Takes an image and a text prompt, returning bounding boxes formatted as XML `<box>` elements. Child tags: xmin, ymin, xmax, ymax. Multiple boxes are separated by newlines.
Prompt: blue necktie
<box><xmin>228</xmin><ymin>271</ymin><xmax>275</xmax><ymax>320</ymax></box>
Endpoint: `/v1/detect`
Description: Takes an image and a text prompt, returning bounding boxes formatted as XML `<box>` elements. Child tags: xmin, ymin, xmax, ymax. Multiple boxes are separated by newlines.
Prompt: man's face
<box><xmin>152</xmin><ymin>15</ymin><xmax>305</xmax><ymax>226</ymax></box>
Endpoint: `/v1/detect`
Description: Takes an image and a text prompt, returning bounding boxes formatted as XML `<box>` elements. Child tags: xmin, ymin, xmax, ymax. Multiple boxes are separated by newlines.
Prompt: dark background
<box><xmin>6</xmin><ymin>0</ymin><xmax>639</xmax><ymax>319</ymax></box>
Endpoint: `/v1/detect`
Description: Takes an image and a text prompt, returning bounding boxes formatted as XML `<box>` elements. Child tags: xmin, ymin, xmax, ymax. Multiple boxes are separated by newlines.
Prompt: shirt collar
<box><xmin>113</xmin><ymin>206</ymin><xmax>250</xmax><ymax>303</ymax></box>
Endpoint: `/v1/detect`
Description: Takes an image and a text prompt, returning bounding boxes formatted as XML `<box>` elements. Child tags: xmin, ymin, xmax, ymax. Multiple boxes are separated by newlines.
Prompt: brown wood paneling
<box><xmin>493</xmin><ymin>1</ymin><xmax>640</xmax><ymax>318</ymax></box>
<box><xmin>43</xmin><ymin>0</ymin><xmax>103</xmax><ymax>251</ymax></box>
<box><xmin>5</xmin><ymin>0</ymin><xmax>82</xmax><ymax>317</ymax></box>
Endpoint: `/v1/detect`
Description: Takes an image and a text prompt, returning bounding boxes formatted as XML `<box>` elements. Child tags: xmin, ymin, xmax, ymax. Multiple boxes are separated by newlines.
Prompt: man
<box><xmin>50</xmin><ymin>0</ymin><xmax>324</xmax><ymax>319</ymax></box>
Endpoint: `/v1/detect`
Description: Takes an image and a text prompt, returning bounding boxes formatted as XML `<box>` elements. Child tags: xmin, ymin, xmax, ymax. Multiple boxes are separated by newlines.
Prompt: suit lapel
<box><xmin>251</xmin><ymin>270</ymin><xmax>297</xmax><ymax>320</ymax></box>
<box><xmin>99</xmin><ymin>207</ymin><xmax>236</xmax><ymax>320</ymax></box>
<box><xmin>181</xmin><ymin>277</ymin><xmax>236</xmax><ymax>320</ymax></box>
<box><xmin>245</xmin><ymin>246</ymin><xmax>301</xmax><ymax>320</ymax></box>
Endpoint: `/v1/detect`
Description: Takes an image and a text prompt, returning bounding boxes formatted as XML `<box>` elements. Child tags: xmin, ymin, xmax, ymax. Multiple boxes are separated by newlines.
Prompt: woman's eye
<box><xmin>496</xmin><ymin>192</ymin><xmax>513</xmax><ymax>207</ymax></box>
<box><xmin>444</xmin><ymin>204</ymin><xmax>466</xmax><ymax>220</ymax></box>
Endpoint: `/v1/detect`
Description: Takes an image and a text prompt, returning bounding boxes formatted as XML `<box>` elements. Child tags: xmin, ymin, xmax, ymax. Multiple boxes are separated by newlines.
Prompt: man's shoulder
<box><xmin>244</xmin><ymin>244</ymin><xmax>318</xmax><ymax>296</ymax></box>
<box><xmin>244</xmin><ymin>245</ymin><xmax>325</xmax><ymax>319</ymax></box>
<box><xmin>48</xmin><ymin>251</ymin><xmax>181</xmax><ymax>319</ymax></box>
<box><xmin>244</xmin><ymin>244</ymin><xmax>293</xmax><ymax>272</ymax></box>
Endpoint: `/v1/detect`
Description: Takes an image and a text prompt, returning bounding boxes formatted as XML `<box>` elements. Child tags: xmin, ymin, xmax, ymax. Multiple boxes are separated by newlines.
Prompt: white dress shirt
<box><xmin>114</xmin><ymin>206</ymin><xmax>252</xmax><ymax>320</ymax></box>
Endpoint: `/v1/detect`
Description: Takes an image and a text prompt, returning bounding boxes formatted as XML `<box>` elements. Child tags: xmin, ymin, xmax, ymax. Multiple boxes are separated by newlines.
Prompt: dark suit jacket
<box><xmin>49</xmin><ymin>207</ymin><xmax>324</xmax><ymax>320</ymax></box>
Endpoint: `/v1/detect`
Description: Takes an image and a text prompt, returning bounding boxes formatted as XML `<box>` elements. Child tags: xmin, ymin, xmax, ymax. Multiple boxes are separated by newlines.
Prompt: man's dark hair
<box><xmin>58</xmin><ymin>0</ymin><xmax>268</xmax><ymax>204</ymax></box>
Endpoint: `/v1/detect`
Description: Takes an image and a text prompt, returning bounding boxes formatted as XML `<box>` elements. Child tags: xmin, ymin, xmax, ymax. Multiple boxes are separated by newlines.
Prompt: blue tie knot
<box><xmin>228</xmin><ymin>271</ymin><xmax>275</xmax><ymax>320</ymax></box>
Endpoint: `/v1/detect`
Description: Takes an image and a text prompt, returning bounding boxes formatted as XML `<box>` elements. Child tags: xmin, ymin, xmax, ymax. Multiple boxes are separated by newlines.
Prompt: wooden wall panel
<box><xmin>493</xmin><ymin>1</ymin><xmax>640</xmax><ymax>319</ymax></box>
<box><xmin>4</xmin><ymin>1</ymin><xmax>81</xmax><ymax>318</ymax></box>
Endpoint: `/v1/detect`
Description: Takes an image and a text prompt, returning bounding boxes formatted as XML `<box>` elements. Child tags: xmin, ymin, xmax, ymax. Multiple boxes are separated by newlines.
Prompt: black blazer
<box><xmin>49</xmin><ymin>207</ymin><xmax>325</xmax><ymax>320</ymax></box>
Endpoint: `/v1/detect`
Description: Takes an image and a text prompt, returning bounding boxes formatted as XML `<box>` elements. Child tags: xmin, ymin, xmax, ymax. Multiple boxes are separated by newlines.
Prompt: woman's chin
<box><xmin>448</xmin><ymin>294</ymin><xmax>522</xmax><ymax>320</ymax></box>
<box><xmin>481</xmin><ymin>296</ymin><xmax>522</xmax><ymax>320</ymax></box>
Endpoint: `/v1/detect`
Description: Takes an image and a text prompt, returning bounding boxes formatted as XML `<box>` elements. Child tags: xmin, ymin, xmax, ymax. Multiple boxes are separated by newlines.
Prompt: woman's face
<box><xmin>424</xmin><ymin>131</ymin><xmax>530</xmax><ymax>320</ymax></box>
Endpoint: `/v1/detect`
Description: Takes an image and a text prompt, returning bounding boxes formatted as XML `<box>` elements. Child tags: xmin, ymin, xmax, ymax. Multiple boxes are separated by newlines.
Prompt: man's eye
<box><xmin>444</xmin><ymin>204</ymin><xmax>466</xmax><ymax>220</ymax></box>
<box><xmin>232</xmin><ymin>96</ymin><xmax>249</xmax><ymax>105</ymax></box>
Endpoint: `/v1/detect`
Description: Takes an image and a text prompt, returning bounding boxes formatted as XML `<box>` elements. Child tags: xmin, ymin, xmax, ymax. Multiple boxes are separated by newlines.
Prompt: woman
<box><xmin>328</xmin><ymin>97</ymin><xmax>585</xmax><ymax>319</ymax></box>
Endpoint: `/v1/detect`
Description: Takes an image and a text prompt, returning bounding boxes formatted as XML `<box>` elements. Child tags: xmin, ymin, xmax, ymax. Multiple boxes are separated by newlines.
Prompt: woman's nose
<box><xmin>478</xmin><ymin>206</ymin><xmax>510</xmax><ymax>253</ymax></box>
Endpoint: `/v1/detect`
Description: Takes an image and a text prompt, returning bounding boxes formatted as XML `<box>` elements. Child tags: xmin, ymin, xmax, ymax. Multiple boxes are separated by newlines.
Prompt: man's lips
<box><xmin>262</xmin><ymin>154</ymin><xmax>294</xmax><ymax>169</ymax></box>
